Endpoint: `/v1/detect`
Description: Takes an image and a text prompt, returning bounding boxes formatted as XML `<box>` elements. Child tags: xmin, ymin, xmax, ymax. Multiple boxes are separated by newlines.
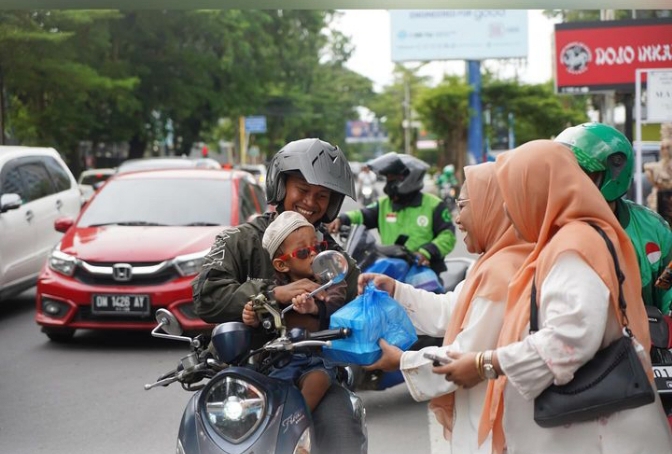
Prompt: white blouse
<box><xmin>393</xmin><ymin>279</ymin><xmax>504</xmax><ymax>454</ymax></box>
<box><xmin>497</xmin><ymin>251</ymin><xmax>672</xmax><ymax>454</ymax></box>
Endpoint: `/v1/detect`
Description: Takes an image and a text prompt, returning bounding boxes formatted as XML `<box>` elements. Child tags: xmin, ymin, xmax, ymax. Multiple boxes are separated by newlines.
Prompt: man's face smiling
<box><xmin>282</xmin><ymin>174</ymin><xmax>331</xmax><ymax>224</ymax></box>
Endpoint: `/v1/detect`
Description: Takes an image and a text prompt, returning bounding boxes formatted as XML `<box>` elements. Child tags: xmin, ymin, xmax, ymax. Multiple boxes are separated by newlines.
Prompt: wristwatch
<box><xmin>483</xmin><ymin>350</ymin><xmax>499</xmax><ymax>380</ymax></box>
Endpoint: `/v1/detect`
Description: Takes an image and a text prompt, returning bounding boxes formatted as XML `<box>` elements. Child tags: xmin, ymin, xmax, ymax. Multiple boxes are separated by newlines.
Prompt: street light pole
<box><xmin>404</xmin><ymin>76</ymin><xmax>411</xmax><ymax>155</ymax></box>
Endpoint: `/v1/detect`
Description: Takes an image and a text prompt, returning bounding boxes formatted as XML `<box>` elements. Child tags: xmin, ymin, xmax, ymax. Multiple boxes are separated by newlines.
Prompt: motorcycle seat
<box><xmin>375</xmin><ymin>244</ymin><xmax>411</xmax><ymax>261</ymax></box>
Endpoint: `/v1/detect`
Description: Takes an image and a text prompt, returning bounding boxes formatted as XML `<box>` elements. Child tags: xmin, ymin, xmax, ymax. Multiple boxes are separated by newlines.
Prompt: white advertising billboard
<box><xmin>647</xmin><ymin>69</ymin><xmax>672</xmax><ymax>123</ymax></box>
<box><xmin>390</xmin><ymin>10</ymin><xmax>528</xmax><ymax>62</ymax></box>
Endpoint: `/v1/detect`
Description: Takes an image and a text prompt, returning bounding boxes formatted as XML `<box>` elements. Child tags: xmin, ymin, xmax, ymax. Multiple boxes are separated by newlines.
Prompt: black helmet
<box><xmin>368</xmin><ymin>152</ymin><xmax>428</xmax><ymax>198</ymax></box>
<box><xmin>266</xmin><ymin>138</ymin><xmax>356</xmax><ymax>223</ymax></box>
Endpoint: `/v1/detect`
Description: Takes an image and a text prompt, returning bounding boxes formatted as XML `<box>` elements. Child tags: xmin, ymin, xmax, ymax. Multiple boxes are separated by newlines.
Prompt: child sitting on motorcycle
<box><xmin>242</xmin><ymin>210</ymin><xmax>347</xmax><ymax>412</ymax></box>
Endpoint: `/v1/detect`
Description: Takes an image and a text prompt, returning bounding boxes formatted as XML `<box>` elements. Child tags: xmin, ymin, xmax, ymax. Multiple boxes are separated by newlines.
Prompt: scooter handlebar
<box><xmin>307</xmin><ymin>327</ymin><xmax>351</xmax><ymax>341</ymax></box>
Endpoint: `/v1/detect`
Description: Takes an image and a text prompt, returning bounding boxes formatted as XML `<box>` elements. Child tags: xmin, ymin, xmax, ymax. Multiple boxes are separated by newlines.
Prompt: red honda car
<box><xmin>35</xmin><ymin>168</ymin><xmax>267</xmax><ymax>342</ymax></box>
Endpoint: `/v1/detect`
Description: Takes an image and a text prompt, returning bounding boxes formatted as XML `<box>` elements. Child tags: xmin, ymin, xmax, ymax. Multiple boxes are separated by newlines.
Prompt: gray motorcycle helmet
<box><xmin>266</xmin><ymin>138</ymin><xmax>356</xmax><ymax>223</ymax></box>
<box><xmin>368</xmin><ymin>152</ymin><xmax>428</xmax><ymax>197</ymax></box>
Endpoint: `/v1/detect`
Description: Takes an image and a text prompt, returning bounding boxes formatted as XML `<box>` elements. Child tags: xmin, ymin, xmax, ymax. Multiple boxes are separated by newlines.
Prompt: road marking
<box><xmin>429</xmin><ymin>407</ymin><xmax>452</xmax><ymax>454</ymax></box>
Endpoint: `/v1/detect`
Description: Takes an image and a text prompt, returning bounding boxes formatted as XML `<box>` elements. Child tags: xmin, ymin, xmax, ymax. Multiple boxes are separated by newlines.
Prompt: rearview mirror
<box><xmin>0</xmin><ymin>193</ymin><xmax>22</xmax><ymax>213</ymax></box>
<box><xmin>54</xmin><ymin>217</ymin><xmax>75</xmax><ymax>233</ymax></box>
<box><xmin>154</xmin><ymin>308</ymin><xmax>183</xmax><ymax>336</ymax></box>
<box><xmin>311</xmin><ymin>250</ymin><xmax>349</xmax><ymax>286</ymax></box>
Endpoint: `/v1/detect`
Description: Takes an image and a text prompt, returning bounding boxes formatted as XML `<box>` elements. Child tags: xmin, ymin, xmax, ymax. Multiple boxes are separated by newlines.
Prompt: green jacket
<box><xmin>339</xmin><ymin>191</ymin><xmax>456</xmax><ymax>274</ymax></box>
<box><xmin>616</xmin><ymin>198</ymin><xmax>672</xmax><ymax>314</ymax></box>
<box><xmin>191</xmin><ymin>211</ymin><xmax>361</xmax><ymax>346</ymax></box>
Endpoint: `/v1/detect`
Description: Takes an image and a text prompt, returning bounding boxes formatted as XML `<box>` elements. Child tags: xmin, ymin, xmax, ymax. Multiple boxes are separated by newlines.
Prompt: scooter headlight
<box><xmin>203</xmin><ymin>376</ymin><xmax>266</xmax><ymax>443</ymax></box>
<box><xmin>293</xmin><ymin>428</ymin><xmax>311</xmax><ymax>454</ymax></box>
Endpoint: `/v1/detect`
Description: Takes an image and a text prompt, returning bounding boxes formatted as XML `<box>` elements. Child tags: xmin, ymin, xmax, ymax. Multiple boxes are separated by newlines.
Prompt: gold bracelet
<box><xmin>479</xmin><ymin>352</ymin><xmax>486</xmax><ymax>380</ymax></box>
<box><xmin>475</xmin><ymin>352</ymin><xmax>485</xmax><ymax>380</ymax></box>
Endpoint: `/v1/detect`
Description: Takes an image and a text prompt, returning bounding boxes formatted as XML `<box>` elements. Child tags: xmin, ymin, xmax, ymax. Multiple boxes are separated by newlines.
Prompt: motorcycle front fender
<box><xmin>176</xmin><ymin>368</ymin><xmax>313</xmax><ymax>454</ymax></box>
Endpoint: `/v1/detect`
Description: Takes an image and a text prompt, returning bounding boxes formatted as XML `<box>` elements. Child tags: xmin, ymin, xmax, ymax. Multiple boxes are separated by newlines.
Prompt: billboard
<box><xmin>554</xmin><ymin>18</ymin><xmax>672</xmax><ymax>94</ymax></box>
<box><xmin>390</xmin><ymin>10</ymin><xmax>528</xmax><ymax>62</ymax></box>
<box><xmin>647</xmin><ymin>69</ymin><xmax>672</xmax><ymax>123</ymax></box>
<box><xmin>345</xmin><ymin>121</ymin><xmax>389</xmax><ymax>144</ymax></box>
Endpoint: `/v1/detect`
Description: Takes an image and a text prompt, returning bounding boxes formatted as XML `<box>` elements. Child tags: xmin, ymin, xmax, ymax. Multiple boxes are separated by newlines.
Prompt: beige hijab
<box><xmin>479</xmin><ymin>140</ymin><xmax>650</xmax><ymax>454</ymax></box>
<box><xmin>428</xmin><ymin>161</ymin><xmax>533</xmax><ymax>440</ymax></box>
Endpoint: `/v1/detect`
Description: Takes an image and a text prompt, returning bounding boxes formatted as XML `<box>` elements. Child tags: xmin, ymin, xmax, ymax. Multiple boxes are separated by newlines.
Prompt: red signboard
<box><xmin>554</xmin><ymin>18</ymin><xmax>672</xmax><ymax>94</ymax></box>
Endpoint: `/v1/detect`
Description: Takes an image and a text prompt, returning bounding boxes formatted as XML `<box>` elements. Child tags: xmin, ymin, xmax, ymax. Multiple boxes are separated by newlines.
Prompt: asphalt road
<box><xmin>0</xmin><ymin>187</ymin><xmax>474</xmax><ymax>454</ymax></box>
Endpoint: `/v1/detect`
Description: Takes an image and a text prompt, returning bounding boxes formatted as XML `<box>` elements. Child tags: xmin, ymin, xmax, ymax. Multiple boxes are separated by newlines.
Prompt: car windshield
<box><xmin>78</xmin><ymin>177</ymin><xmax>233</xmax><ymax>227</ymax></box>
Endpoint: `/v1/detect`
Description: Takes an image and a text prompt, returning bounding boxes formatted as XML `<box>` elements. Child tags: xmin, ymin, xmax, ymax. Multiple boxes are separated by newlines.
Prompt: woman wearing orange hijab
<box><xmin>437</xmin><ymin>141</ymin><xmax>672</xmax><ymax>453</ymax></box>
<box><xmin>358</xmin><ymin>161</ymin><xmax>532</xmax><ymax>453</ymax></box>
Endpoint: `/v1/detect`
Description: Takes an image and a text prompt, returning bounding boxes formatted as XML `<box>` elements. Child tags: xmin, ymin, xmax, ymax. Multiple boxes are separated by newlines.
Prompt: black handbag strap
<box><xmin>530</xmin><ymin>223</ymin><xmax>631</xmax><ymax>336</ymax></box>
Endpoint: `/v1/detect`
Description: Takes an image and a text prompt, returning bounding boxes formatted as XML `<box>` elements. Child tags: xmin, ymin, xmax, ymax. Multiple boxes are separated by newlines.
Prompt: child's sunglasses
<box><xmin>277</xmin><ymin>241</ymin><xmax>328</xmax><ymax>261</ymax></box>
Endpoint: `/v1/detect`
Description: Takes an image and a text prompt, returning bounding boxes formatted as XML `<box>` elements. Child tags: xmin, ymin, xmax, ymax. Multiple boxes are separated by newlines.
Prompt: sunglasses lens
<box><xmin>295</xmin><ymin>247</ymin><xmax>311</xmax><ymax>259</ymax></box>
<box><xmin>317</xmin><ymin>241</ymin><xmax>327</xmax><ymax>252</ymax></box>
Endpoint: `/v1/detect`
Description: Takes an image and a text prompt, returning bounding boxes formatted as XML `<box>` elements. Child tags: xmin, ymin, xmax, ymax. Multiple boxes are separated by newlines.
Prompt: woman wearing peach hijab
<box><xmin>436</xmin><ymin>141</ymin><xmax>672</xmax><ymax>454</ymax></box>
<box><xmin>358</xmin><ymin>161</ymin><xmax>532</xmax><ymax>454</ymax></box>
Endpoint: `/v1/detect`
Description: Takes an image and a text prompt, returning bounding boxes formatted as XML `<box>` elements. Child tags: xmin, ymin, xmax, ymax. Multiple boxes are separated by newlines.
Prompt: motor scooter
<box><xmin>358</xmin><ymin>183</ymin><xmax>377</xmax><ymax>207</ymax></box>
<box><xmin>336</xmin><ymin>224</ymin><xmax>475</xmax><ymax>391</ymax></box>
<box><xmin>646</xmin><ymin>305</ymin><xmax>672</xmax><ymax>429</ymax></box>
<box><xmin>439</xmin><ymin>183</ymin><xmax>459</xmax><ymax>213</ymax></box>
<box><xmin>145</xmin><ymin>250</ymin><xmax>367</xmax><ymax>453</ymax></box>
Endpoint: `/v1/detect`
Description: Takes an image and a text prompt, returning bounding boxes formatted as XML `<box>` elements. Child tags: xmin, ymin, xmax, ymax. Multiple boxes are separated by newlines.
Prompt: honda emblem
<box><xmin>112</xmin><ymin>263</ymin><xmax>133</xmax><ymax>282</ymax></box>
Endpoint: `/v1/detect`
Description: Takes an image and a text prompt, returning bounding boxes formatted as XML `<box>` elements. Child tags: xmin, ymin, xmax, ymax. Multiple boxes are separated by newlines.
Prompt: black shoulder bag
<box><xmin>531</xmin><ymin>223</ymin><xmax>655</xmax><ymax>428</ymax></box>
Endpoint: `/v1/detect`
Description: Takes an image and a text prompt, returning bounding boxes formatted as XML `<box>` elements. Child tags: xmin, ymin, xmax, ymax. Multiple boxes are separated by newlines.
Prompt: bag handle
<box><xmin>530</xmin><ymin>223</ymin><xmax>631</xmax><ymax>336</ymax></box>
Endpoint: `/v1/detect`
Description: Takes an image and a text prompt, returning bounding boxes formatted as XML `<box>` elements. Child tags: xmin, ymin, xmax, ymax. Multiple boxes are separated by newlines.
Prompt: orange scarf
<box><xmin>479</xmin><ymin>140</ymin><xmax>651</xmax><ymax>454</ymax></box>
<box><xmin>428</xmin><ymin>161</ymin><xmax>533</xmax><ymax>440</ymax></box>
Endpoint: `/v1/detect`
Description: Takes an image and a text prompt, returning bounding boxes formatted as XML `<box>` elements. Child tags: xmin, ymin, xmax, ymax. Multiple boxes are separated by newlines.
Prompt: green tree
<box><xmin>482</xmin><ymin>79</ymin><xmax>589</xmax><ymax>145</ymax></box>
<box><xmin>367</xmin><ymin>64</ymin><xmax>431</xmax><ymax>155</ymax></box>
<box><xmin>415</xmin><ymin>75</ymin><xmax>472</xmax><ymax>176</ymax></box>
<box><xmin>0</xmin><ymin>11</ymin><xmax>137</xmax><ymax>172</ymax></box>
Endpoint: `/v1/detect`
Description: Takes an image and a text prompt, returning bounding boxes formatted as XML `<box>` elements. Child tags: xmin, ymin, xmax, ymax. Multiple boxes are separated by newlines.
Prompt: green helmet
<box><xmin>554</xmin><ymin>122</ymin><xmax>634</xmax><ymax>202</ymax></box>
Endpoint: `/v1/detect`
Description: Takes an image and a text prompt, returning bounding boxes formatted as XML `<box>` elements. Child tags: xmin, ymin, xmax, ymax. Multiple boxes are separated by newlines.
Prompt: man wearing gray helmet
<box><xmin>192</xmin><ymin>138</ymin><xmax>366</xmax><ymax>454</ymax></box>
<box><xmin>328</xmin><ymin>151</ymin><xmax>456</xmax><ymax>277</ymax></box>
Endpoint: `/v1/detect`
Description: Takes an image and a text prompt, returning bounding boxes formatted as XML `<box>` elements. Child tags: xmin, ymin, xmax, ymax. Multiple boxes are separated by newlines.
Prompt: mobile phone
<box><xmin>423</xmin><ymin>352</ymin><xmax>452</xmax><ymax>366</ymax></box>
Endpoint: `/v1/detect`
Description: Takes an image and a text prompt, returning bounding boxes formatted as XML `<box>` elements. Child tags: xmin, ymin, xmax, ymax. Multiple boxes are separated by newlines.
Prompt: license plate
<box><xmin>653</xmin><ymin>366</ymin><xmax>672</xmax><ymax>379</ymax></box>
<box><xmin>92</xmin><ymin>294</ymin><xmax>151</xmax><ymax>315</ymax></box>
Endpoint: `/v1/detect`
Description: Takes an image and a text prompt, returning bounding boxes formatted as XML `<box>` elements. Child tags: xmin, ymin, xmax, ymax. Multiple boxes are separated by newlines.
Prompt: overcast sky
<box><xmin>333</xmin><ymin>10</ymin><xmax>559</xmax><ymax>91</ymax></box>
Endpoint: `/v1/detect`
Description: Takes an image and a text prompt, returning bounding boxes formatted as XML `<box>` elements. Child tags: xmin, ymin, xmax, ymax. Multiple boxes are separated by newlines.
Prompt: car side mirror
<box><xmin>0</xmin><ymin>193</ymin><xmax>22</xmax><ymax>213</ymax></box>
<box><xmin>54</xmin><ymin>216</ymin><xmax>75</xmax><ymax>233</ymax></box>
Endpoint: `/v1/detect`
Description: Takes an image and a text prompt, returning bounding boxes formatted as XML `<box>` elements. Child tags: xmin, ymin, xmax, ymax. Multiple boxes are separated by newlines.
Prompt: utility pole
<box><xmin>403</xmin><ymin>75</ymin><xmax>411</xmax><ymax>155</ymax></box>
<box><xmin>239</xmin><ymin>116</ymin><xmax>247</xmax><ymax>165</ymax></box>
<box><xmin>0</xmin><ymin>68</ymin><xmax>5</xmax><ymax>146</ymax></box>
<box><xmin>600</xmin><ymin>9</ymin><xmax>616</xmax><ymax>126</ymax></box>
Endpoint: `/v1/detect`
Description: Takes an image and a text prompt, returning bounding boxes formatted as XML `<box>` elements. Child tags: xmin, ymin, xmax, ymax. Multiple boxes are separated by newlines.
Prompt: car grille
<box><xmin>74</xmin><ymin>261</ymin><xmax>180</xmax><ymax>286</ymax></box>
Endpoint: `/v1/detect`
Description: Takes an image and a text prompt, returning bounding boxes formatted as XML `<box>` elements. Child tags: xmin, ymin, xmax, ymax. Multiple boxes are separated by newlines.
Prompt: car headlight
<box><xmin>204</xmin><ymin>376</ymin><xmax>266</xmax><ymax>443</ymax></box>
<box><xmin>173</xmin><ymin>248</ymin><xmax>210</xmax><ymax>277</ymax></box>
<box><xmin>48</xmin><ymin>248</ymin><xmax>78</xmax><ymax>277</ymax></box>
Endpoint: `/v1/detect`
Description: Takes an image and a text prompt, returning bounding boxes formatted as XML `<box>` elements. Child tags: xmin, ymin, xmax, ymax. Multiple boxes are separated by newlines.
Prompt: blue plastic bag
<box><xmin>323</xmin><ymin>282</ymin><xmax>418</xmax><ymax>365</ymax></box>
<box><xmin>366</xmin><ymin>257</ymin><xmax>409</xmax><ymax>281</ymax></box>
<box><xmin>405</xmin><ymin>264</ymin><xmax>445</xmax><ymax>293</ymax></box>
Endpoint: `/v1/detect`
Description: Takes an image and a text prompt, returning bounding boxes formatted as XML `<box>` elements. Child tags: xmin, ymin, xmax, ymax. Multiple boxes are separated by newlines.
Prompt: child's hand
<box><xmin>242</xmin><ymin>301</ymin><xmax>260</xmax><ymax>327</ymax></box>
<box><xmin>292</xmin><ymin>293</ymin><xmax>318</xmax><ymax>315</ymax></box>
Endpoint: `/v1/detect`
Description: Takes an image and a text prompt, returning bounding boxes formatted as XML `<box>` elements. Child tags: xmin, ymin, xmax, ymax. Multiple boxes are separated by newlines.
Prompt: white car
<box><xmin>236</xmin><ymin>163</ymin><xmax>268</xmax><ymax>185</ymax></box>
<box><xmin>78</xmin><ymin>168</ymin><xmax>116</xmax><ymax>204</ymax></box>
<box><xmin>0</xmin><ymin>146</ymin><xmax>81</xmax><ymax>300</ymax></box>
